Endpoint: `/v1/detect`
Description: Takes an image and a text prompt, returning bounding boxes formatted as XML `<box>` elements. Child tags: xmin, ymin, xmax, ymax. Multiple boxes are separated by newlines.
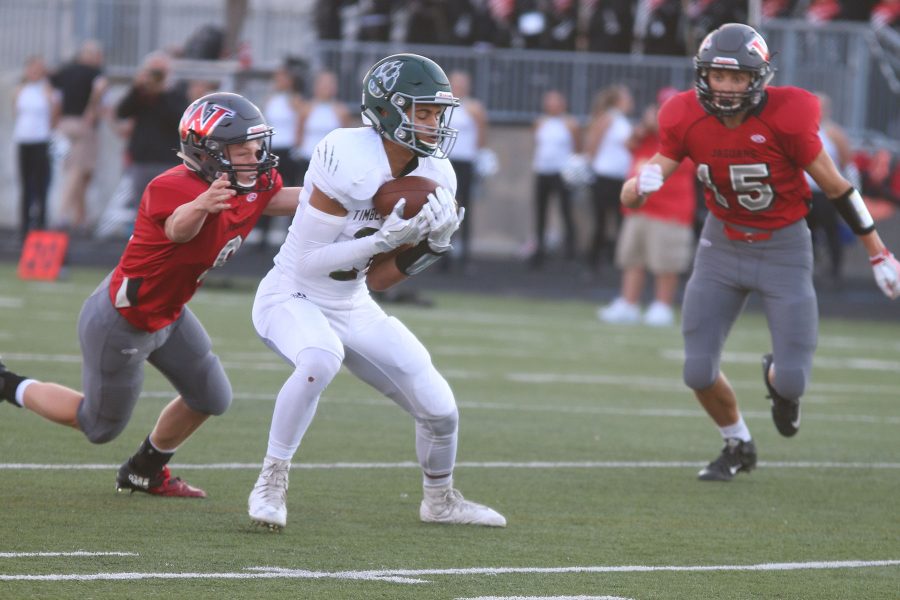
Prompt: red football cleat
<box><xmin>116</xmin><ymin>464</ymin><xmax>207</xmax><ymax>498</ymax></box>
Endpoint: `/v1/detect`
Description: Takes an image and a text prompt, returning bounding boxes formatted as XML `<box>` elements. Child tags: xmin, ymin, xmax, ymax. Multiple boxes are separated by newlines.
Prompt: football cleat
<box><xmin>0</xmin><ymin>358</ymin><xmax>22</xmax><ymax>405</ymax></box>
<box><xmin>762</xmin><ymin>353</ymin><xmax>801</xmax><ymax>437</ymax></box>
<box><xmin>697</xmin><ymin>438</ymin><xmax>757</xmax><ymax>482</ymax></box>
<box><xmin>248</xmin><ymin>456</ymin><xmax>290</xmax><ymax>531</ymax></box>
<box><xmin>420</xmin><ymin>486</ymin><xmax>506</xmax><ymax>527</ymax></box>
<box><xmin>115</xmin><ymin>463</ymin><xmax>207</xmax><ymax>498</ymax></box>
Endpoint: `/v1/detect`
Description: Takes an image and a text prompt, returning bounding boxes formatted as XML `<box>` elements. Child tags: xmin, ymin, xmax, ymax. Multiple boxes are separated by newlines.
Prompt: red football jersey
<box><xmin>658</xmin><ymin>86</ymin><xmax>822</xmax><ymax>230</ymax></box>
<box><xmin>109</xmin><ymin>165</ymin><xmax>283</xmax><ymax>332</ymax></box>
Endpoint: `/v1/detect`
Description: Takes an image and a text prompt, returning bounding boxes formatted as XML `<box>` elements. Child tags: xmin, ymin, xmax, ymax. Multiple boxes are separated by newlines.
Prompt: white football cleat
<box><xmin>248</xmin><ymin>456</ymin><xmax>290</xmax><ymax>531</ymax></box>
<box><xmin>420</xmin><ymin>485</ymin><xmax>506</xmax><ymax>527</ymax></box>
<box><xmin>598</xmin><ymin>297</ymin><xmax>641</xmax><ymax>324</ymax></box>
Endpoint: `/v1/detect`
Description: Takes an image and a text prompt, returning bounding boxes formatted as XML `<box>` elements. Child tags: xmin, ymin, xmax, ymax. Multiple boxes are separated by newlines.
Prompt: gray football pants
<box><xmin>681</xmin><ymin>214</ymin><xmax>818</xmax><ymax>401</ymax></box>
<box><xmin>75</xmin><ymin>275</ymin><xmax>232</xmax><ymax>443</ymax></box>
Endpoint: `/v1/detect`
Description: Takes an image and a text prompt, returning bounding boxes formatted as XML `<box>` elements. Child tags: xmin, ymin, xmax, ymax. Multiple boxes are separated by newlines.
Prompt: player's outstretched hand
<box><xmin>197</xmin><ymin>174</ymin><xmax>237</xmax><ymax>213</ymax></box>
<box><xmin>870</xmin><ymin>248</ymin><xmax>900</xmax><ymax>299</ymax></box>
<box><xmin>374</xmin><ymin>199</ymin><xmax>428</xmax><ymax>251</ymax></box>
<box><xmin>422</xmin><ymin>187</ymin><xmax>463</xmax><ymax>253</ymax></box>
<box><xmin>637</xmin><ymin>163</ymin><xmax>664</xmax><ymax>196</ymax></box>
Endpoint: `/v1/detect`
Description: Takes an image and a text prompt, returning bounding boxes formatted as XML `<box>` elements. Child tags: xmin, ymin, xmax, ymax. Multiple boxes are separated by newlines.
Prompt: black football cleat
<box><xmin>697</xmin><ymin>438</ymin><xmax>757</xmax><ymax>482</ymax></box>
<box><xmin>116</xmin><ymin>462</ymin><xmax>206</xmax><ymax>498</ymax></box>
<box><xmin>0</xmin><ymin>358</ymin><xmax>23</xmax><ymax>406</ymax></box>
<box><xmin>762</xmin><ymin>353</ymin><xmax>800</xmax><ymax>437</ymax></box>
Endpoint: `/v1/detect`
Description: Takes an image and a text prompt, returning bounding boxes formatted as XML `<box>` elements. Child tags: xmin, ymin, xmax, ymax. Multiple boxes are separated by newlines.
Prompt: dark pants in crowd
<box><xmin>17</xmin><ymin>142</ymin><xmax>51</xmax><ymax>238</ymax></box>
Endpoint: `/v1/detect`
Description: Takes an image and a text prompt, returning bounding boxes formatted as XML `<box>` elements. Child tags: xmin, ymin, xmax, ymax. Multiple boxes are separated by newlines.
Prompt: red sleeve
<box><xmin>143</xmin><ymin>177</ymin><xmax>195</xmax><ymax>224</ymax></box>
<box><xmin>657</xmin><ymin>92</ymin><xmax>694</xmax><ymax>163</ymax></box>
<box><xmin>771</xmin><ymin>87</ymin><xmax>822</xmax><ymax>168</ymax></box>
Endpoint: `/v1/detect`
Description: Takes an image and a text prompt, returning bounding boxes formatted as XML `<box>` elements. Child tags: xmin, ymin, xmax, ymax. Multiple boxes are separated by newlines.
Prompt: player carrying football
<box><xmin>0</xmin><ymin>92</ymin><xmax>301</xmax><ymax>497</ymax></box>
<box><xmin>246</xmin><ymin>53</ymin><xmax>505</xmax><ymax>529</ymax></box>
<box><xmin>620</xmin><ymin>23</ymin><xmax>900</xmax><ymax>481</ymax></box>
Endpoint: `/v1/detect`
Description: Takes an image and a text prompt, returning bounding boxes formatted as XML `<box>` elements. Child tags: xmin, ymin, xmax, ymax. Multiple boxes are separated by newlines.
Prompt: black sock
<box><xmin>129</xmin><ymin>436</ymin><xmax>174</xmax><ymax>475</ymax></box>
<box><xmin>0</xmin><ymin>368</ymin><xmax>26</xmax><ymax>405</ymax></box>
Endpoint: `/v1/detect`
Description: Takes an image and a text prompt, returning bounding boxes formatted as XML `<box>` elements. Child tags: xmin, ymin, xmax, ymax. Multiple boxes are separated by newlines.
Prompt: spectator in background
<box><xmin>295</xmin><ymin>70</ymin><xmax>351</xmax><ymax>183</ymax></box>
<box><xmin>445</xmin><ymin>70</ymin><xmax>488</xmax><ymax>272</ymax></box>
<box><xmin>859</xmin><ymin>148</ymin><xmax>900</xmax><ymax>205</ymax></box>
<box><xmin>255</xmin><ymin>64</ymin><xmax>306</xmax><ymax>249</ymax></box>
<box><xmin>598</xmin><ymin>88</ymin><xmax>696</xmax><ymax>326</ymax></box>
<box><xmin>358</xmin><ymin>0</ymin><xmax>394</xmax><ymax>41</ymax></box>
<box><xmin>51</xmin><ymin>39</ymin><xmax>108</xmax><ymax>234</ymax></box>
<box><xmin>804</xmin><ymin>0</ymin><xmax>842</xmax><ymax>23</ymax></box>
<box><xmin>634</xmin><ymin>0</ymin><xmax>686</xmax><ymax>55</ymax></box>
<box><xmin>13</xmin><ymin>55</ymin><xmax>59</xmax><ymax>241</ymax></box>
<box><xmin>805</xmin><ymin>92</ymin><xmax>853</xmax><ymax>287</ymax></box>
<box><xmin>406</xmin><ymin>0</ymin><xmax>453</xmax><ymax>44</ymax></box>
<box><xmin>448</xmin><ymin>0</ymin><xmax>513</xmax><ymax>48</ymax></box>
<box><xmin>116</xmin><ymin>52</ymin><xmax>186</xmax><ymax>208</ymax></box>
<box><xmin>529</xmin><ymin>89</ymin><xmax>579</xmax><ymax>268</ymax></box>
<box><xmin>584</xmin><ymin>0</ymin><xmax>634</xmax><ymax>53</ymax></box>
<box><xmin>584</xmin><ymin>84</ymin><xmax>633</xmax><ymax>276</ymax></box>
<box><xmin>871</xmin><ymin>0</ymin><xmax>900</xmax><ymax>31</ymax></box>
<box><xmin>688</xmin><ymin>0</ymin><xmax>747</xmax><ymax>48</ymax></box>
<box><xmin>761</xmin><ymin>0</ymin><xmax>801</xmax><ymax>19</ymax></box>
<box><xmin>96</xmin><ymin>51</ymin><xmax>186</xmax><ymax>239</ymax></box>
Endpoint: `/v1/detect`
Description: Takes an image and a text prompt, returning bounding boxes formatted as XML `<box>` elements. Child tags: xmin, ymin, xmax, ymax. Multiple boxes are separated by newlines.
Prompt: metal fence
<box><xmin>0</xmin><ymin>0</ymin><xmax>897</xmax><ymax>149</ymax></box>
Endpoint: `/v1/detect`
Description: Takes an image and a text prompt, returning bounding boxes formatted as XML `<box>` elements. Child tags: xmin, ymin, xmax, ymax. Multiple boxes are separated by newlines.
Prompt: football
<box><xmin>372</xmin><ymin>176</ymin><xmax>440</xmax><ymax>218</ymax></box>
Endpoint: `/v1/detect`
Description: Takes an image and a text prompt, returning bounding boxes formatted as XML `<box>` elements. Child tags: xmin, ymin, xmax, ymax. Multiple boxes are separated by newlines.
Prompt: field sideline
<box><xmin>0</xmin><ymin>264</ymin><xmax>897</xmax><ymax>599</ymax></box>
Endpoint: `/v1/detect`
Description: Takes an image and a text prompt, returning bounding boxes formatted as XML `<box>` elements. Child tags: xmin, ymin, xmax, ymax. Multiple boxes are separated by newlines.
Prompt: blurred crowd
<box><xmin>10</xmin><ymin>19</ymin><xmax>900</xmax><ymax>309</ymax></box>
<box><xmin>316</xmin><ymin>0</ymin><xmax>900</xmax><ymax>55</ymax></box>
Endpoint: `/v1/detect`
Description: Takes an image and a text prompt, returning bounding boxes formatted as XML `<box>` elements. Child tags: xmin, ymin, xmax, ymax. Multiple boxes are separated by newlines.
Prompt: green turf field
<box><xmin>0</xmin><ymin>264</ymin><xmax>897</xmax><ymax>599</ymax></box>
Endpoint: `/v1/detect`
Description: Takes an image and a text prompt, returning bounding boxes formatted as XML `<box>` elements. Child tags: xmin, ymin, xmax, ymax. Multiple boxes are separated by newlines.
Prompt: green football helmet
<box><xmin>361</xmin><ymin>53</ymin><xmax>459</xmax><ymax>158</ymax></box>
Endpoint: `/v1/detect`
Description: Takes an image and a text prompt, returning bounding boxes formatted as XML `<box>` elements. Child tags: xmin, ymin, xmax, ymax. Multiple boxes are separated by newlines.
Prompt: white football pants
<box><xmin>252</xmin><ymin>274</ymin><xmax>458</xmax><ymax>481</ymax></box>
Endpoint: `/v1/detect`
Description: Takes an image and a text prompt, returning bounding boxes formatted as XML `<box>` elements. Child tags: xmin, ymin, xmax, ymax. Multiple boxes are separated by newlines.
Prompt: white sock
<box><xmin>719</xmin><ymin>415</ymin><xmax>752</xmax><ymax>442</ymax></box>
<box><xmin>14</xmin><ymin>379</ymin><xmax>36</xmax><ymax>408</ymax></box>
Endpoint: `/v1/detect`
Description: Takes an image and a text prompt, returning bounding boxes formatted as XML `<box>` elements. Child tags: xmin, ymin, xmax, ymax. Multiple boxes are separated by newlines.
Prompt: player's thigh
<box><xmin>646</xmin><ymin>220</ymin><xmax>693</xmax><ymax>274</ymax></box>
<box><xmin>76</xmin><ymin>288</ymin><xmax>154</xmax><ymax>442</ymax></box>
<box><xmin>148</xmin><ymin>307</ymin><xmax>232</xmax><ymax>415</ymax></box>
<box><xmin>343</xmin><ymin>300</ymin><xmax>454</xmax><ymax>420</ymax></box>
<box><xmin>253</xmin><ymin>288</ymin><xmax>344</xmax><ymax>366</ymax></box>
<box><xmin>758</xmin><ymin>229</ymin><xmax>818</xmax><ymax>378</ymax></box>
<box><xmin>681</xmin><ymin>242</ymin><xmax>748</xmax><ymax>384</ymax></box>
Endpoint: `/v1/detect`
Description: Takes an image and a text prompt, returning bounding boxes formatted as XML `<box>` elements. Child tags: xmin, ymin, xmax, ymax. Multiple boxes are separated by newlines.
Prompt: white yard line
<box><xmin>0</xmin><ymin>559</ymin><xmax>896</xmax><ymax>584</ymax></box>
<box><xmin>1</xmin><ymin>461</ymin><xmax>898</xmax><ymax>471</ymax></box>
<box><xmin>0</xmin><ymin>551</ymin><xmax>137</xmax><ymax>558</ymax></box>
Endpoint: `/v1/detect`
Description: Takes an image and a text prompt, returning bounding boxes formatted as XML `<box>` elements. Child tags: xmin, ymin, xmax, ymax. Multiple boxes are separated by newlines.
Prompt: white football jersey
<box><xmin>271</xmin><ymin>127</ymin><xmax>457</xmax><ymax>308</ymax></box>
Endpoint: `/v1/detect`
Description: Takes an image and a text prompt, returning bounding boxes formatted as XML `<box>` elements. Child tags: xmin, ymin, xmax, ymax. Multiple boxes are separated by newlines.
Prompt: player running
<box><xmin>619</xmin><ymin>23</ymin><xmax>899</xmax><ymax>481</ymax></box>
<box><xmin>246</xmin><ymin>53</ymin><xmax>506</xmax><ymax>530</ymax></box>
<box><xmin>0</xmin><ymin>92</ymin><xmax>301</xmax><ymax>497</ymax></box>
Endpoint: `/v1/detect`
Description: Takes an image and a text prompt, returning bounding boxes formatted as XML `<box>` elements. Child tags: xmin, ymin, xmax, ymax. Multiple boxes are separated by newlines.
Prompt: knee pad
<box><xmin>294</xmin><ymin>347</ymin><xmax>343</xmax><ymax>390</ymax></box>
<box><xmin>683</xmin><ymin>354</ymin><xmax>718</xmax><ymax>391</ymax></box>
<box><xmin>773</xmin><ymin>366</ymin><xmax>807</xmax><ymax>400</ymax></box>
<box><xmin>188</xmin><ymin>352</ymin><xmax>233</xmax><ymax>416</ymax></box>
<box><xmin>80</xmin><ymin>415</ymin><xmax>127</xmax><ymax>445</ymax></box>
<box><xmin>419</xmin><ymin>406</ymin><xmax>459</xmax><ymax>438</ymax></box>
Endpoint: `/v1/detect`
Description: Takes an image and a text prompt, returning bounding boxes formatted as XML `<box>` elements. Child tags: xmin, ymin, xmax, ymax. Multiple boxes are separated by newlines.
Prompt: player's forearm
<box><xmin>857</xmin><ymin>230</ymin><xmax>887</xmax><ymax>258</ymax></box>
<box><xmin>165</xmin><ymin>203</ymin><xmax>209</xmax><ymax>243</ymax></box>
<box><xmin>620</xmin><ymin>177</ymin><xmax>644</xmax><ymax>208</ymax></box>
<box><xmin>293</xmin><ymin>205</ymin><xmax>380</xmax><ymax>276</ymax></box>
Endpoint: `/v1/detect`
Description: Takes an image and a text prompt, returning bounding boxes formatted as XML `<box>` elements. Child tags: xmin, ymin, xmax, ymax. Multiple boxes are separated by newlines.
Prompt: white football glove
<box><xmin>637</xmin><ymin>163</ymin><xmax>664</xmax><ymax>196</ymax></box>
<box><xmin>373</xmin><ymin>199</ymin><xmax>428</xmax><ymax>251</ymax></box>
<box><xmin>422</xmin><ymin>187</ymin><xmax>464</xmax><ymax>253</ymax></box>
<box><xmin>869</xmin><ymin>248</ymin><xmax>900</xmax><ymax>299</ymax></box>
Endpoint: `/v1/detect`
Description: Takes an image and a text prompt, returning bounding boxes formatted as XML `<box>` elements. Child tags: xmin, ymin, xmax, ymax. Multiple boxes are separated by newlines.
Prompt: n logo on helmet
<box><xmin>747</xmin><ymin>35</ymin><xmax>769</xmax><ymax>61</ymax></box>
<box><xmin>367</xmin><ymin>60</ymin><xmax>403</xmax><ymax>98</ymax></box>
<box><xmin>179</xmin><ymin>101</ymin><xmax>235</xmax><ymax>141</ymax></box>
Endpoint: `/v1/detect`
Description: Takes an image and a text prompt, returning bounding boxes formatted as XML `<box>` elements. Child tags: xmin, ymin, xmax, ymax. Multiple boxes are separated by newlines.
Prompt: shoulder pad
<box><xmin>307</xmin><ymin>128</ymin><xmax>388</xmax><ymax>211</ymax></box>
